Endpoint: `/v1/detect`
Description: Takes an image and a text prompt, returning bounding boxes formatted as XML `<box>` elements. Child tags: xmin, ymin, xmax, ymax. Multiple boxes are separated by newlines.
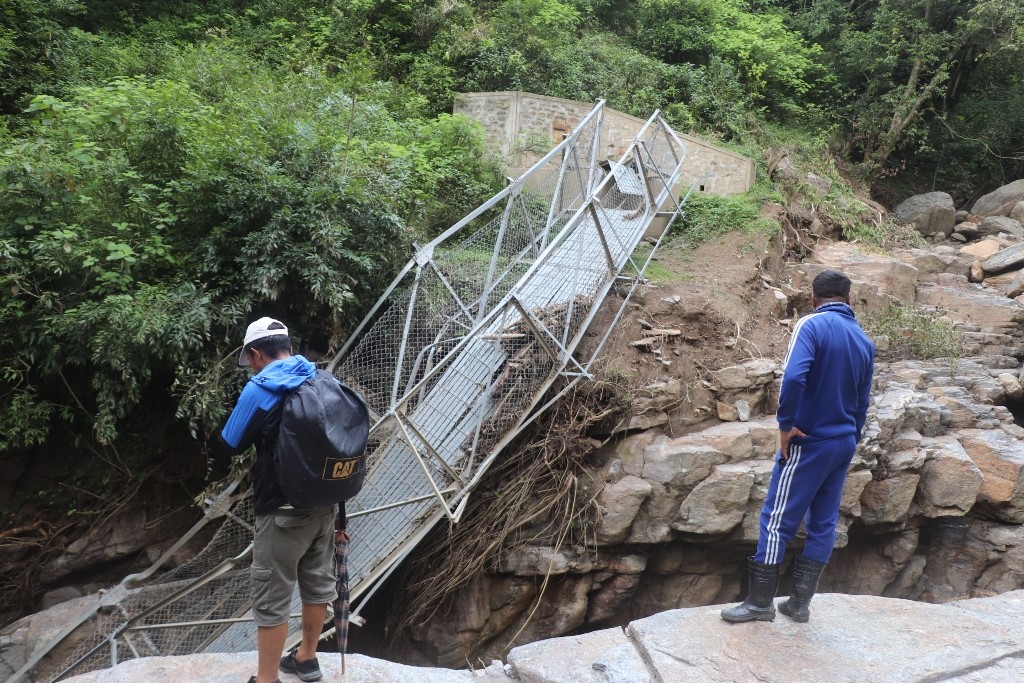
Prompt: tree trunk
<box><xmin>867</xmin><ymin>69</ymin><xmax>948</xmax><ymax>176</ymax></box>
<box><xmin>866</xmin><ymin>1</ymin><xmax>960</xmax><ymax>177</ymax></box>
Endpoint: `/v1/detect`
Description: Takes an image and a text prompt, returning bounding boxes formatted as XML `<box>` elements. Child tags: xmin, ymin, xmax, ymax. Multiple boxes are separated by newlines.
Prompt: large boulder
<box><xmin>40</xmin><ymin>504</ymin><xmax>190</xmax><ymax>583</ymax></box>
<box><xmin>959</xmin><ymin>238</ymin><xmax>1001</xmax><ymax>260</ymax></box>
<box><xmin>859</xmin><ymin>474</ymin><xmax>920</xmax><ymax>525</ymax></box>
<box><xmin>981</xmin><ymin>242</ymin><xmax>1024</xmax><ymax>273</ymax></box>
<box><xmin>826</xmin><ymin>529</ymin><xmax>921</xmax><ymax>596</ymax></box>
<box><xmin>958</xmin><ymin>429</ymin><xmax>1024</xmax><ymax>523</ymax></box>
<box><xmin>805</xmin><ymin>172</ymin><xmax>833</xmax><ymax>198</ymax></box>
<box><xmin>0</xmin><ymin>594</ymin><xmax>101</xmax><ymax>682</ymax></box>
<box><xmin>980</xmin><ymin>215</ymin><xmax>1024</xmax><ymax>239</ymax></box>
<box><xmin>1002</xmin><ymin>271</ymin><xmax>1024</xmax><ymax>298</ymax></box>
<box><xmin>790</xmin><ymin>245</ymin><xmax>920</xmax><ymax>314</ymax></box>
<box><xmin>893</xmin><ymin>192</ymin><xmax>956</xmax><ymax>236</ymax></box>
<box><xmin>1012</xmin><ymin>201</ymin><xmax>1024</xmax><ymax>223</ymax></box>
<box><xmin>867</xmin><ymin>382</ymin><xmax>944</xmax><ymax>444</ymax></box>
<box><xmin>632</xmin><ymin>441</ymin><xmax>728</xmax><ymax>490</ymax></box>
<box><xmin>62</xmin><ymin>652</ymin><xmax>491</xmax><ymax>683</ymax></box>
<box><xmin>508</xmin><ymin>627</ymin><xmax>649</xmax><ymax>683</ymax></box>
<box><xmin>766</xmin><ymin>147</ymin><xmax>799</xmax><ymax>184</ymax></box>
<box><xmin>894</xmin><ymin>247</ymin><xmax>969</xmax><ymax>282</ymax></box>
<box><xmin>839</xmin><ymin>469</ymin><xmax>874</xmax><ymax>516</ymax></box>
<box><xmin>966</xmin><ymin>523</ymin><xmax>1024</xmax><ymax>598</ymax></box>
<box><xmin>595</xmin><ymin>476</ymin><xmax>652</xmax><ymax>544</ymax></box>
<box><xmin>927</xmin><ymin>385</ymin><xmax>999</xmax><ymax>429</ymax></box>
<box><xmin>916</xmin><ymin>437</ymin><xmax>984</xmax><ymax>516</ymax></box>
<box><xmin>917</xmin><ymin>518</ymin><xmax>1012</xmax><ymax>603</ymax></box>
<box><xmin>613</xmin><ymin>380</ymin><xmax>682</xmax><ymax>434</ymax></box>
<box><xmin>710</xmin><ymin>359</ymin><xmax>777</xmax><ymax>392</ymax></box>
<box><xmin>955</xmin><ymin>220</ymin><xmax>981</xmax><ymax>240</ymax></box>
<box><xmin>60</xmin><ymin>592</ymin><xmax>1024</xmax><ymax>683</ymax></box>
<box><xmin>916</xmin><ymin>281</ymin><xmax>1024</xmax><ymax>338</ymax></box>
<box><xmin>672</xmin><ymin>464</ymin><xmax>755</xmax><ymax>535</ymax></box>
<box><xmin>972</xmin><ymin>179</ymin><xmax>1024</xmax><ymax>217</ymax></box>
<box><xmin>616</xmin><ymin>425</ymin><xmax>759</xmax><ymax>544</ymax></box>
<box><xmin>585</xmin><ymin>571</ymin><xmax>645</xmax><ymax>623</ymax></box>
<box><xmin>497</xmin><ymin>547</ymin><xmax>592</xmax><ymax>576</ymax></box>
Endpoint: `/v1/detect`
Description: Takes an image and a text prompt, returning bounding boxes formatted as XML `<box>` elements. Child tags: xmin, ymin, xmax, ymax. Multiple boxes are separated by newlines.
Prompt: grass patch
<box><xmin>630</xmin><ymin>242</ymin><xmax>696</xmax><ymax>282</ymax></box>
<box><xmin>631</xmin><ymin>244</ymin><xmax>694</xmax><ymax>283</ymax></box>
<box><xmin>676</xmin><ymin>182</ymin><xmax>780</xmax><ymax>247</ymax></box>
<box><xmin>644</xmin><ymin>260</ymin><xmax>692</xmax><ymax>284</ymax></box>
<box><xmin>843</xmin><ymin>216</ymin><xmax>925</xmax><ymax>251</ymax></box>
<box><xmin>862</xmin><ymin>304</ymin><xmax>966</xmax><ymax>373</ymax></box>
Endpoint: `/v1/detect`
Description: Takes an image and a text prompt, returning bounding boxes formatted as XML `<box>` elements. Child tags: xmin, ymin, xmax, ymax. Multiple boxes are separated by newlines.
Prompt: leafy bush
<box><xmin>676</xmin><ymin>187</ymin><xmax>776</xmax><ymax>246</ymax></box>
<box><xmin>843</xmin><ymin>216</ymin><xmax>925</xmax><ymax>252</ymax></box>
<box><xmin>0</xmin><ymin>46</ymin><xmax>502</xmax><ymax>452</ymax></box>
<box><xmin>861</xmin><ymin>304</ymin><xmax>965</xmax><ymax>373</ymax></box>
<box><xmin>632</xmin><ymin>0</ymin><xmax>826</xmax><ymax>120</ymax></box>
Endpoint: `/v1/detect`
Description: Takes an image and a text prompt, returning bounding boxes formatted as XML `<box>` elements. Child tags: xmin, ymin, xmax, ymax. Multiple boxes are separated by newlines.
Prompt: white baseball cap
<box><xmin>239</xmin><ymin>317</ymin><xmax>289</xmax><ymax>366</ymax></box>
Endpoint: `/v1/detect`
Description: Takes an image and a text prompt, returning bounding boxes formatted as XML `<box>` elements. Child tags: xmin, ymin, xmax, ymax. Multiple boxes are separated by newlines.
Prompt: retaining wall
<box><xmin>454</xmin><ymin>91</ymin><xmax>755</xmax><ymax>197</ymax></box>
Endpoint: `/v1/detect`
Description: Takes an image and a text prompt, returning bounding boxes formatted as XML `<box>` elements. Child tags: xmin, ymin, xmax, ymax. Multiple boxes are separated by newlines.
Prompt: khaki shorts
<box><xmin>251</xmin><ymin>506</ymin><xmax>337</xmax><ymax>627</ymax></box>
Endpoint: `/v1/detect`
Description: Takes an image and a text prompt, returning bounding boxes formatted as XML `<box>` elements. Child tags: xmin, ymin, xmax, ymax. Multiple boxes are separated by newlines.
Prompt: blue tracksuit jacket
<box><xmin>777</xmin><ymin>301</ymin><xmax>875</xmax><ymax>443</ymax></box>
<box><xmin>221</xmin><ymin>355</ymin><xmax>317</xmax><ymax>514</ymax></box>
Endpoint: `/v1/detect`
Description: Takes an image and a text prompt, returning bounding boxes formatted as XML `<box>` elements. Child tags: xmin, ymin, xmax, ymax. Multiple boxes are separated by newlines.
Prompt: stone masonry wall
<box><xmin>453</xmin><ymin>91</ymin><xmax>755</xmax><ymax>196</ymax></box>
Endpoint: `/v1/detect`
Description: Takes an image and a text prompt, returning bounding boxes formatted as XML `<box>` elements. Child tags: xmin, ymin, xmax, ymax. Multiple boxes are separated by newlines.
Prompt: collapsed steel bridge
<box><xmin>10</xmin><ymin>100</ymin><xmax>701</xmax><ymax>683</ymax></box>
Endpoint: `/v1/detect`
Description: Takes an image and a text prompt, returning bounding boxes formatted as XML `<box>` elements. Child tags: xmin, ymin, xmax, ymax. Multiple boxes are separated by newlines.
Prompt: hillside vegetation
<box><xmin>1</xmin><ymin>0</ymin><xmax>1022</xmax><ymax>618</ymax></box>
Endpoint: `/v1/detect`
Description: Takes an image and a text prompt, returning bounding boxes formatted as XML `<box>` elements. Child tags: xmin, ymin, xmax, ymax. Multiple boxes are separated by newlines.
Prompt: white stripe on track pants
<box><xmin>755</xmin><ymin>434</ymin><xmax>857</xmax><ymax>565</ymax></box>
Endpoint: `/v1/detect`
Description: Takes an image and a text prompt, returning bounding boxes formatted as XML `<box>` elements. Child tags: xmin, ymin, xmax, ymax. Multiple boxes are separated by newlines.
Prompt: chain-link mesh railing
<box><xmin>24</xmin><ymin>103</ymin><xmax>699</xmax><ymax>683</ymax></box>
<box><xmin>37</xmin><ymin>492</ymin><xmax>258</xmax><ymax>681</ymax></box>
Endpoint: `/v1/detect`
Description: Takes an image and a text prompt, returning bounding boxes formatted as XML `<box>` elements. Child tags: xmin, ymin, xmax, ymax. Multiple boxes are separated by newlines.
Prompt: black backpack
<box><xmin>275</xmin><ymin>369</ymin><xmax>370</xmax><ymax>508</ymax></box>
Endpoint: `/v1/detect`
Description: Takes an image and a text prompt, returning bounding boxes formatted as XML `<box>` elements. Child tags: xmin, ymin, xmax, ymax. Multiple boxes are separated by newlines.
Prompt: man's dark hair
<box><xmin>245</xmin><ymin>322</ymin><xmax>292</xmax><ymax>358</ymax></box>
<box><xmin>812</xmin><ymin>269</ymin><xmax>852</xmax><ymax>300</ymax></box>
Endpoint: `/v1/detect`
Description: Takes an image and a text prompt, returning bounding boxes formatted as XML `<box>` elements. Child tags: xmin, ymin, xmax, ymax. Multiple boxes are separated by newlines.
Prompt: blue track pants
<box><xmin>754</xmin><ymin>434</ymin><xmax>857</xmax><ymax>565</ymax></box>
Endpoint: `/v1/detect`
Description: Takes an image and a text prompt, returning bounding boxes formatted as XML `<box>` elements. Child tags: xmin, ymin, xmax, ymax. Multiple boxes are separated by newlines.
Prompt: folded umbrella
<box><xmin>333</xmin><ymin>507</ymin><xmax>351</xmax><ymax>675</ymax></box>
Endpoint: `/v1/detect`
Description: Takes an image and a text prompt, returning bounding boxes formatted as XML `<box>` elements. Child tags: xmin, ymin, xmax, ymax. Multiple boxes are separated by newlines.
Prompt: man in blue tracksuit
<box><xmin>221</xmin><ymin>317</ymin><xmax>334</xmax><ymax>683</ymax></box>
<box><xmin>722</xmin><ymin>269</ymin><xmax>875</xmax><ymax>624</ymax></box>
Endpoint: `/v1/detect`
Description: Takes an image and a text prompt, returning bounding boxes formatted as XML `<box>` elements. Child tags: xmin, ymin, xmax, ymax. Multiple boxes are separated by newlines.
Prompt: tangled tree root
<box><xmin>385</xmin><ymin>377</ymin><xmax>629</xmax><ymax>658</ymax></box>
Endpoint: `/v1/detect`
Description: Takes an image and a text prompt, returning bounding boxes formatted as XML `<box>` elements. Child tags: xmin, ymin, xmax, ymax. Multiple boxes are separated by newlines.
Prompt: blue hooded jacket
<box><xmin>221</xmin><ymin>355</ymin><xmax>317</xmax><ymax>513</ymax></box>
<box><xmin>777</xmin><ymin>302</ymin><xmax>875</xmax><ymax>444</ymax></box>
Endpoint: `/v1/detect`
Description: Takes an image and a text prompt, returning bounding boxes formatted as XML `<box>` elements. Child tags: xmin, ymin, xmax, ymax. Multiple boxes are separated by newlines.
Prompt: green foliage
<box><xmin>2</xmin><ymin>0</ymin><xmax>1022</xmax><ymax>508</ymax></box>
<box><xmin>843</xmin><ymin>217</ymin><xmax>926</xmax><ymax>252</ymax></box>
<box><xmin>630</xmin><ymin>243</ymin><xmax>694</xmax><ymax>284</ymax></box>
<box><xmin>568</xmin><ymin>35</ymin><xmax>692</xmax><ymax>121</ymax></box>
<box><xmin>0</xmin><ymin>44</ymin><xmax>502</xmax><ymax>452</ymax></box>
<box><xmin>684</xmin><ymin>56</ymin><xmax>754</xmax><ymax>137</ymax></box>
<box><xmin>633</xmin><ymin>0</ymin><xmax>826</xmax><ymax>119</ymax></box>
<box><xmin>0</xmin><ymin>386</ymin><xmax>53</xmax><ymax>451</ymax></box>
<box><xmin>913</xmin><ymin>44</ymin><xmax>1024</xmax><ymax>197</ymax></box>
<box><xmin>4</xmin><ymin>0</ymin><xmax>1021</xmax><ymax>194</ymax></box>
<box><xmin>676</xmin><ymin>186</ymin><xmax>777</xmax><ymax>246</ymax></box>
<box><xmin>0</xmin><ymin>0</ymin><xmax>86</xmax><ymax>111</ymax></box>
<box><xmin>788</xmin><ymin>0</ymin><xmax>1024</xmax><ymax>178</ymax></box>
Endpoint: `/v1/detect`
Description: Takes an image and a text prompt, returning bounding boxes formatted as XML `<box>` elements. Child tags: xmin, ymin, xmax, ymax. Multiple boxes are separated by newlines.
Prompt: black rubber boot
<box><xmin>721</xmin><ymin>558</ymin><xmax>779</xmax><ymax>623</ymax></box>
<box><xmin>778</xmin><ymin>556</ymin><xmax>827</xmax><ymax>623</ymax></box>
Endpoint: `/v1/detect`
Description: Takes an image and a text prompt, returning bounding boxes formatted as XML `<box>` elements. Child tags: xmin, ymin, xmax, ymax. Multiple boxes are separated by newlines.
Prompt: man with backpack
<box><xmin>221</xmin><ymin>317</ymin><xmax>367</xmax><ymax>683</ymax></box>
